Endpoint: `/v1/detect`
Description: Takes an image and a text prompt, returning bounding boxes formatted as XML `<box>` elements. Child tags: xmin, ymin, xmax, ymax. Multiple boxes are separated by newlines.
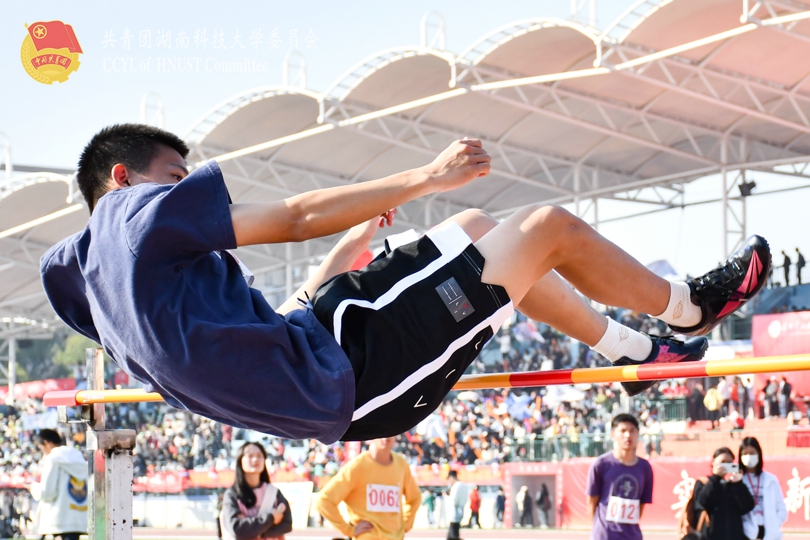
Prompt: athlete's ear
<box><xmin>110</xmin><ymin>163</ymin><xmax>131</xmax><ymax>189</ymax></box>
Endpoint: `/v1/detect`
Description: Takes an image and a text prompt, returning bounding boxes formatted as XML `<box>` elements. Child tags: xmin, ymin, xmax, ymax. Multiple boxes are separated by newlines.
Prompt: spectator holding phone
<box><xmin>739</xmin><ymin>437</ymin><xmax>787</xmax><ymax>540</ymax></box>
<box><xmin>695</xmin><ymin>447</ymin><xmax>755</xmax><ymax>540</ymax></box>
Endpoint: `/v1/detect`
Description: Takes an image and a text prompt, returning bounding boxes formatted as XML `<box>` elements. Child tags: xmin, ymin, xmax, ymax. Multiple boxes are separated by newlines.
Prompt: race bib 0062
<box><xmin>366</xmin><ymin>484</ymin><xmax>401</xmax><ymax>513</ymax></box>
<box><xmin>605</xmin><ymin>496</ymin><xmax>640</xmax><ymax>524</ymax></box>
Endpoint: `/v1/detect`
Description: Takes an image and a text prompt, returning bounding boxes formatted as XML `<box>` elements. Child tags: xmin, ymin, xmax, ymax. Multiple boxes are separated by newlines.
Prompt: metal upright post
<box><xmin>85</xmin><ymin>348</ymin><xmax>135</xmax><ymax>540</ymax></box>
<box><xmin>87</xmin><ymin>348</ymin><xmax>106</xmax><ymax>540</ymax></box>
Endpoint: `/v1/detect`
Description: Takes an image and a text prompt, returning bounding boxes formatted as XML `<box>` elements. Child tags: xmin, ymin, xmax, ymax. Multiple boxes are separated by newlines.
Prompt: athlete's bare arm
<box><xmin>230</xmin><ymin>139</ymin><xmax>490</xmax><ymax>247</ymax></box>
<box><xmin>275</xmin><ymin>211</ymin><xmax>395</xmax><ymax>315</ymax></box>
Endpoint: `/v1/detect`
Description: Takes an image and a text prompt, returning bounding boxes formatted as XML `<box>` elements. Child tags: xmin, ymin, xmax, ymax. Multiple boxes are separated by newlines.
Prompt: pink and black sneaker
<box><xmin>669</xmin><ymin>235</ymin><xmax>771</xmax><ymax>337</ymax></box>
<box><xmin>614</xmin><ymin>335</ymin><xmax>709</xmax><ymax>396</ymax></box>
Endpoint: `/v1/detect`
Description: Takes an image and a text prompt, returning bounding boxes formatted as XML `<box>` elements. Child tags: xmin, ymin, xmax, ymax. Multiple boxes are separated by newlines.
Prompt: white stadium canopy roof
<box><xmin>3</xmin><ymin>0</ymin><xmax>810</xmax><ymax>349</ymax></box>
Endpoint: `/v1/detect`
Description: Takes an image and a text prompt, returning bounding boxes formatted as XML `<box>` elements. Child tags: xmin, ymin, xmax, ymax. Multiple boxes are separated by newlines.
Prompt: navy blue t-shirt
<box><xmin>40</xmin><ymin>161</ymin><xmax>355</xmax><ymax>443</ymax></box>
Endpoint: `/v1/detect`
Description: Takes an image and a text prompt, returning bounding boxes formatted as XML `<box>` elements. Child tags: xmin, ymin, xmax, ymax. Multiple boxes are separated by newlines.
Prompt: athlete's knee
<box><xmin>523</xmin><ymin>204</ymin><xmax>581</xmax><ymax>231</ymax></box>
<box><xmin>453</xmin><ymin>208</ymin><xmax>498</xmax><ymax>242</ymax></box>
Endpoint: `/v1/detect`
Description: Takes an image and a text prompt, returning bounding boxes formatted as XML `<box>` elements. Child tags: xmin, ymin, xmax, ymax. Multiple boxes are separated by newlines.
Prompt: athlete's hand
<box><xmin>353</xmin><ymin>520</ymin><xmax>374</xmax><ymax>536</ymax></box>
<box><xmin>422</xmin><ymin>139</ymin><xmax>491</xmax><ymax>193</ymax></box>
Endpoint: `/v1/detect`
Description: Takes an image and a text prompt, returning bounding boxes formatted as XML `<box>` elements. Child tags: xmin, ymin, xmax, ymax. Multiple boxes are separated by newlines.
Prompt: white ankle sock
<box><xmin>655</xmin><ymin>281</ymin><xmax>701</xmax><ymax>328</ymax></box>
<box><xmin>591</xmin><ymin>317</ymin><xmax>653</xmax><ymax>363</ymax></box>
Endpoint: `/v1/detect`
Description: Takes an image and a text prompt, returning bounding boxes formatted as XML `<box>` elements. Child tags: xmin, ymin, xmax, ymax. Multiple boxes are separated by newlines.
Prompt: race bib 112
<box><xmin>605</xmin><ymin>496</ymin><xmax>640</xmax><ymax>524</ymax></box>
<box><xmin>366</xmin><ymin>484</ymin><xmax>401</xmax><ymax>513</ymax></box>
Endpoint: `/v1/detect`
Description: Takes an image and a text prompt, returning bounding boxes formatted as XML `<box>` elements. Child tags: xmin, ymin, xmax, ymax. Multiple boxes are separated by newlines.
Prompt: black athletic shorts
<box><xmin>311</xmin><ymin>222</ymin><xmax>513</xmax><ymax>440</ymax></box>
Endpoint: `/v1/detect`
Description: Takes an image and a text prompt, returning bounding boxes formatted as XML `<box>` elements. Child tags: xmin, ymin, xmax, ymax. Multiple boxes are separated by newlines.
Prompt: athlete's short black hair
<box><xmin>611</xmin><ymin>413</ymin><xmax>639</xmax><ymax>430</ymax></box>
<box><xmin>33</xmin><ymin>428</ymin><xmax>63</xmax><ymax>447</ymax></box>
<box><xmin>77</xmin><ymin>123</ymin><xmax>189</xmax><ymax>213</ymax></box>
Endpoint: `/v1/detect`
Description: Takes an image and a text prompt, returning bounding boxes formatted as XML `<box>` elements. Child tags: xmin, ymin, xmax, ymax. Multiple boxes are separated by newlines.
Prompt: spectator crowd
<box><xmin>0</xmin><ymin>307</ymin><xmax>804</xmax><ymax>483</ymax></box>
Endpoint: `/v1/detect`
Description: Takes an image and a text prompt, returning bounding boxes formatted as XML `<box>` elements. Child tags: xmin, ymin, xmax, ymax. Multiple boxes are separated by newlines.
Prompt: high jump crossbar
<box><xmin>43</xmin><ymin>354</ymin><xmax>810</xmax><ymax>408</ymax></box>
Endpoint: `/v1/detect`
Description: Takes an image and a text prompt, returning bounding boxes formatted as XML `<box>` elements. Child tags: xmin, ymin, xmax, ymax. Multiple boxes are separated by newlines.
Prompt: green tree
<box><xmin>51</xmin><ymin>333</ymin><xmax>106</xmax><ymax>376</ymax></box>
<box><xmin>13</xmin><ymin>338</ymin><xmax>63</xmax><ymax>381</ymax></box>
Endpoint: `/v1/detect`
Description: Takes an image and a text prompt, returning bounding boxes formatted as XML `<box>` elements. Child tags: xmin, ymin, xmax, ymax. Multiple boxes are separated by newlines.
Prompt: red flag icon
<box><xmin>27</xmin><ymin>21</ymin><xmax>83</xmax><ymax>53</ymax></box>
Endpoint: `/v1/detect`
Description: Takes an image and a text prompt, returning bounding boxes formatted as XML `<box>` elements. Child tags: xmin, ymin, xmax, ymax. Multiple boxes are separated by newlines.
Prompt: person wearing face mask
<box><xmin>739</xmin><ymin>437</ymin><xmax>787</xmax><ymax>540</ymax></box>
<box><xmin>694</xmin><ymin>447</ymin><xmax>755</xmax><ymax>540</ymax></box>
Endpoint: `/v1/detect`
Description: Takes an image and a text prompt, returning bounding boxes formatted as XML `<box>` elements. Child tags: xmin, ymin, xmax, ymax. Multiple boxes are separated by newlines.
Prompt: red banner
<box><xmin>753</xmin><ymin>312</ymin><xmax>810</xmax><ymax>394</ymax></box>
<box><xmin>0</xmin><ymin>377</ymin><xmax>75</xmax><ymax>401</ymax></box>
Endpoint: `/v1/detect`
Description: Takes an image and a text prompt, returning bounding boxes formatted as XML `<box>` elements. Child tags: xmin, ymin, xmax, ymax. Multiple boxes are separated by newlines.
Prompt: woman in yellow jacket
<box><xmin>317</xmin><ymin>437</ymin><xmax>422</xmax><ymax>540</ymax></box>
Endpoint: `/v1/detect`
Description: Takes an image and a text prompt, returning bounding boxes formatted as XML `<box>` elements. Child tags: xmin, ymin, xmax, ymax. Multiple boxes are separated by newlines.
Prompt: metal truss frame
<box><xmin>175</xmin><ymin>0</ymin><xmax>810</xmax><ymax>310</ymax></box>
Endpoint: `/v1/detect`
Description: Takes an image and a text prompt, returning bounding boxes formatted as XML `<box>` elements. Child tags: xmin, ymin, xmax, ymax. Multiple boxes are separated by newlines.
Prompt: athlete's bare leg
<box><xmin>441</xmin><ymin>209</ymin><xmax>607</xmax><ymax>346</ymax></box>
<box><xmin>471</xmin><ymin>205</ymin><xmax>670</xmax><ymax>316</ymax></box>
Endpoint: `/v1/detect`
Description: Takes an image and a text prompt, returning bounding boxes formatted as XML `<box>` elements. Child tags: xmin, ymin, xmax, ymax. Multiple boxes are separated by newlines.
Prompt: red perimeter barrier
<box><xmin>502</xmin><ymin>456</ymin><xmax>810</xmax><ymax>531</ymax></box>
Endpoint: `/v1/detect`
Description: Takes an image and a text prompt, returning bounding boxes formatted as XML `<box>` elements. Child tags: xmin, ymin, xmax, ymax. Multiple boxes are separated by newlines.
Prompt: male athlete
<box><xmin>41</xmin><ymin>124</ymin><xmax>770</xmax><ymax>443</ymax></box>
<box><xmin>316</xmin><ymin>437</ymin><xmax>421</xmax><ymax>540</ymax></box>
<box><xmin>586</xmin><ymin>414</ymin><xmax>652</xmax><ymax>540</ymax></box>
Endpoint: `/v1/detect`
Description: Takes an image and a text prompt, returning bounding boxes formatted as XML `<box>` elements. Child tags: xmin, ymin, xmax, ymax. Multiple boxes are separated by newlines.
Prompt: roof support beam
<box><xmin>334</xmin><ymin>119</ymin><xmax>576</xmax><ymax>195</ymax></box>
<box><xmin>470</xmin><ymin>63</ymin><xmax>786</xmax><ymax>152</ymax></box>
<box><xmin>478</xmin><ymin>90</ymin><xmax>720</xmax><ymax>166</ymax></box>
<box><xmin>336</xmin><ymin>98</ymin><xmax>661</xmax><ymax>193</ymax></box>
<box><xmin>612</xmin><ymin>62</ymin><xmax>810</xmax><ymax>137</ymax></box>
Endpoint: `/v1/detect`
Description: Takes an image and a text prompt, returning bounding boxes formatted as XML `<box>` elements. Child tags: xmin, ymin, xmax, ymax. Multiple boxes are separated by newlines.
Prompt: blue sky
<box><xmin>2</xmin><ymin>1</ymin><xmax>809</xmax><ymax>277</ymax></box>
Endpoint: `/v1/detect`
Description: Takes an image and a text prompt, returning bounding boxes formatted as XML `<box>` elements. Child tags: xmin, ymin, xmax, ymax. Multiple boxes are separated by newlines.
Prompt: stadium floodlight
<box><xmin>0</xmin><ymin>204</ymin><xmax>83</xmax><ymax>240</ymax></box>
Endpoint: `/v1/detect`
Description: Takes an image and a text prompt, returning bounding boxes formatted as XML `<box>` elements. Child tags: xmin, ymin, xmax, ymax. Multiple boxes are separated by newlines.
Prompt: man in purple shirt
<box><xmin>586</xmin><ymin>414</ymin><xmax>653</xmax><ymax>540</ymax></box>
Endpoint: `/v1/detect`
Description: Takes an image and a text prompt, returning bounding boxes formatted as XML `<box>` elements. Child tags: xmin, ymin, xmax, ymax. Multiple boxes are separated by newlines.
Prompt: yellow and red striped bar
<box><xmin>454</xmin><ymin>354</ymin><xmax>810</xmax><ymax>390</ymax></box>
<box><xmin>43</xmin><ymin>354</ymin><xmax>810</xmax><ymax>407</ymax></box>
<box><xmin>44</xmin><ymin>388</ymin><xmax>165</xmax><ymax>407</ymax></box>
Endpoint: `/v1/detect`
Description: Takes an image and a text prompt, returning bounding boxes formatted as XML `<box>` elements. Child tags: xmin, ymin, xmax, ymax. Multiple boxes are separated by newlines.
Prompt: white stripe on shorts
<box><xmin>332</xmin><ymin>220</ymin><xmax>472</xmax><ymax>347</ymax></box>
<box><xmin>351</xmin><ymin>301</ymin><xmax>514</xmax><ymax>422</ymax></box>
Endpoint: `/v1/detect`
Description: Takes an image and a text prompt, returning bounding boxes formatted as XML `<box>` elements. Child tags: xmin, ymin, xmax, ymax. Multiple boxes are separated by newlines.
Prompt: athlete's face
<box><xmin>110</xmin><ymin>145</ymin><xmax>188</xmax><ymax>189</ymax></box>
<box><xmin>612</xmin><ymin>421</ymin><xmax>639</xmax><ymax>450</ymax></box>
<box><xmin>240</xmin><ymin>444</ymin><xmax>266</xmax><ymax>475</ymax></box>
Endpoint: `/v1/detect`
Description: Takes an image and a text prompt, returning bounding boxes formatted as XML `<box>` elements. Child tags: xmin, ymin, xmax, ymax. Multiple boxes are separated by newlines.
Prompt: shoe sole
<box><xmin>620</xmin><ymin>337</ymin><xmax>708</xmax><ymax>395</ymax></box>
